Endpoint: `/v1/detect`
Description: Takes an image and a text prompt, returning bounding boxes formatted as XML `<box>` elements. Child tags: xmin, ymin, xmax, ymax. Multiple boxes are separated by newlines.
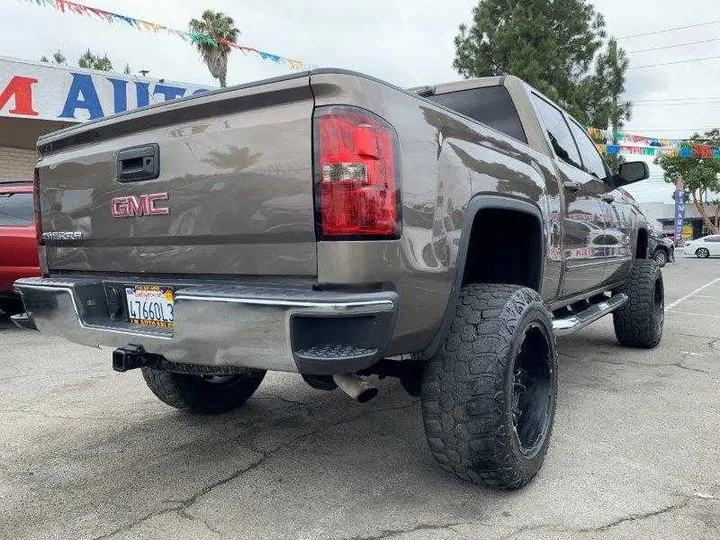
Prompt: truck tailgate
<box><xmin>37</xmin><ymin>73</ymin><xmax>316</xmax><ymax>276</ymax></box>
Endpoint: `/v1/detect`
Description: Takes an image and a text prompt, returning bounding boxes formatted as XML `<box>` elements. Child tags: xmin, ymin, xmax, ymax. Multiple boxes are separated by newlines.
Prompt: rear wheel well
<box><xmin>462</xmin><ymin>208</ymin><xmax>542</xmax><ymax>291</ymax></box>
<box><xmin>636</xmin><ymin>228</ymin><xmax>648</xmax><ymax>259</ymax></box>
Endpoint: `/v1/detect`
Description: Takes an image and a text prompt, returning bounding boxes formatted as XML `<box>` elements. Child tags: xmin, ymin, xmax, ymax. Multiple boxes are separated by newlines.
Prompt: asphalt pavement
<box><xmin>1</xmin><ymin>255</ymin><xmax>718</xmax><ymax>540</ymax></box>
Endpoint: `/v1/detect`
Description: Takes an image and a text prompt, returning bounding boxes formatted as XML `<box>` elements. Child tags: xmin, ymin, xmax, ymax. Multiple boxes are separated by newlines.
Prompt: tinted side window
<box><xmin>429</xmin><ymin>86</ymin><xmax>527</xmax><ymax>143</ymax></box>
<box><xmin>569</xmin><ymin>120</ymin><xmax>609</xmax><ymax>179</ymax></box>
<box><xmin>531</xmin><ymin>95</ymin><xmax>582</xmax><ymax>169</ymax></box>
<box><xmin>0</xmin><ymin>192</ymin><xmax>33</xmax><ymax>226</ymax></box>
<box><xmin>705</xmin><ymin>236</ymin><xmax>720</xmax><ymax>242</ymax></box>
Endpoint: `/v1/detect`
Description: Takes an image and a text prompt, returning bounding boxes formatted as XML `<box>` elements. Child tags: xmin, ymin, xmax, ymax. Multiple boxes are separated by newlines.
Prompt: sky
<box><xmin>1</xmin><ymin>0</ymin><xmax>719</xmax><ymax>203</ymax></box>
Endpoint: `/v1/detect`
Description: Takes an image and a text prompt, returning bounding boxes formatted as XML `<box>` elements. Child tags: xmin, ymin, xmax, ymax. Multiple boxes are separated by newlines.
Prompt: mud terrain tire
<box><xmin>421</xmin><ymin>284</ymin><xmax>557</xmax><ymax>490</ymax></box>
<box><xmin>142</xmin><ymin>368</ymin><xmax>266</xmax><ymax>414</ymax></box>
<box><xmin>613</xmin><ymin>259</ymin><xmax>664</xmax><ymax>349</ymax></box>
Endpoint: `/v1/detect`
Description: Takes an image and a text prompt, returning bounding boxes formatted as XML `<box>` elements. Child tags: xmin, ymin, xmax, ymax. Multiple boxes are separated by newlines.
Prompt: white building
<box><xmin>0</xmin><ymin>56</ymin><xmax>210</xmax><ymax>181</ymax></box>
<box><xmin>640</xmin><ymin>201</ymin><xmax>718</xmax><ymax>240</ymax></box>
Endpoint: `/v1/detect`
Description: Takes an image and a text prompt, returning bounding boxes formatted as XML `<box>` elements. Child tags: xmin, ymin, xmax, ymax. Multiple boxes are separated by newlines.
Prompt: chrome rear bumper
<box><xmin>14</xmin><ymin>277</ymin><xmax>397</xmax><ymax>374</ymax></box>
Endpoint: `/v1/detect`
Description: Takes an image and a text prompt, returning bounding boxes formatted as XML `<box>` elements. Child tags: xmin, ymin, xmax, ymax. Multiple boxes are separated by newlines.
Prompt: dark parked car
<box><xmin>0</xmin><ymin>180</ymin><xmax>39</xmax><ymax>315</ymax></box>
<box><xmin>649</xmin><ymin>229</ymin><xmax>674</xmax><ymax>267</ymax></box>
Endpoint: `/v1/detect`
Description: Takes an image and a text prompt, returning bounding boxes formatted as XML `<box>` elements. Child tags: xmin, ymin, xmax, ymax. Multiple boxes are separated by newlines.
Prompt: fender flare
<box><xmin>418</xmin><ymin>194</ymin><xmax>546</xmax><ymax>360</ymax></box>
<box><xmin>635</xmin><ymin>225</ymin><xmax>649</xmax><ymax>259</ymax></box>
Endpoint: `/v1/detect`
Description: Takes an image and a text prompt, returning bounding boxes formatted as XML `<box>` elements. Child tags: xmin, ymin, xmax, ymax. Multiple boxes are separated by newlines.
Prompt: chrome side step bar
<box><xmin>552</xmin><ymin>293</ymin><xmax>628</xmax><ymax>336</ymax></box>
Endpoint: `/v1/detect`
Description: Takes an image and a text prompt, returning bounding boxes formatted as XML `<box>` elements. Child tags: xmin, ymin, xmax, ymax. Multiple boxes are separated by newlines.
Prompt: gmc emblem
<box><xmin>111</xmin><ymin>193</ymin><xmax>170</xmax><ymax>218</ymax></box>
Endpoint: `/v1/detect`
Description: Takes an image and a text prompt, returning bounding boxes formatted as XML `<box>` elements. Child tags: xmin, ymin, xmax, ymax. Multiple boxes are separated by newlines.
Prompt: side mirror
<box><xmin>616</xmin><ymin>161</ymin><xmax>650</xmax><ymax>186</ymax></box>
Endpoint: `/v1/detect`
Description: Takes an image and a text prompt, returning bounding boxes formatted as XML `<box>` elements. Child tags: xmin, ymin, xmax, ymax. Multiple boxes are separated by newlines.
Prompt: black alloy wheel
<box><xmin>511</xmin><ymin>323</ymin><xmax>554</xmax><ymax>457</ymax></box>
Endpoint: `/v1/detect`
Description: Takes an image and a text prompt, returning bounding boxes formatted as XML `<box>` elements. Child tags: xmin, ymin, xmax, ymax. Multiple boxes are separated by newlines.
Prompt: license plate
<box><xmin>125</xmin><ymin>285</ymin><xmax>174</xmax><ymax>329</ymax></box>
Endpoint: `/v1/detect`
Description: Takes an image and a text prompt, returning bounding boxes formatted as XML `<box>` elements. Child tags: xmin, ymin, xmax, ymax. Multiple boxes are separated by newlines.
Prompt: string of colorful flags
<box><xmin>587</xmin><ymin>127</ymin><xmax>720</xmax><ymax>159</ymax></box>
<box><xmin>22</xmin><ymin>0</ymin><xmax>310</xmax><ymax>72</ymax></box>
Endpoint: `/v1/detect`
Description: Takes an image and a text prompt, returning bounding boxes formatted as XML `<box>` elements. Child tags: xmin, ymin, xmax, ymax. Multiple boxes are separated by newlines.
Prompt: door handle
<box><xmin>117</xmin><ymin>144</ymin><xmax>160</xmax><ymax>182</ymax></box>
<box><xmin>563</xmin><ymin>181</ymin><xmax>581</xmax><ymax>193</ymax></box>
<box><xmin>601</xmin><ymin>194</ymin><xmax>614</xmax><ymax>203</ymax></box>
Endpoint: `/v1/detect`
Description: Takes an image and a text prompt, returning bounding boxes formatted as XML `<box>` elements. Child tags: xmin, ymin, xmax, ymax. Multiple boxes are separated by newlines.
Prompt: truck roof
<box><xmin>409</xmin><ymin>76</ymin><xmax>505</xmax><ymax>97</ymax></box>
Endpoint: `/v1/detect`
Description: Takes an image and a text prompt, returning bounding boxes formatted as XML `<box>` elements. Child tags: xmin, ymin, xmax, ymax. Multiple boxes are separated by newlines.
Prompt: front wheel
<box><xmin>653</xmin><ymin>249</ymin><xmax>667</xmax><ymax>267</ymax></box>
<box><xmin>421</xmin><ymin>284</ymin><xmax>557</xmax><ymax>490</ymax></box>
<box><xmin>613</xmin><ymin>259</ymin><xmax>664</xmax><ymax>349</ymax></box>
<box><xmin>696</xmin><ymin>248</ymin><xmax>710</xmax><ymax>258</ymax></box>
<box><xmin>142</xmin><ymin>368</ymin><xmax>266</xmax><ymax>414</ymax></box>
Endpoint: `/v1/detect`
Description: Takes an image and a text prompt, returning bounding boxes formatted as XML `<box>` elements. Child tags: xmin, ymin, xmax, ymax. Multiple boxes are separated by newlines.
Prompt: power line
<box><xmin>632</xmin><ymin>100</ymin><xmax>720</xmax><ymax>107</ymax></box>
<box><xmin>630</xmin><ymin>181</ymin><xmax>671</xmax><ymax>187</ymax></box>
<box><xmin>626</xmin><ymin>37</ymin><xmax>720</xmax><ymax>54</ymax></box>
<box><xmin>620</xmin><ymin>127</ymin><xmax>718</xmax><ymax>132</ymax></box>
<box><xmin>628</xmin><ymin>55</ymin><xmax>720</xmax><ymax>69</ymax></box>
<box><xmin>631</xmin><ymin>97</ymin><xmax>720</xmax><ymax>103</ymax></box>
<box><xmin>632</xmin><ymin>180</ymin><xmax>671</xmax><ymax>184</ymax></box>
<box><xmin>627</xmin><ymin>187</ymin><xmax>674</xmax><ymax>193</ymax></box>
<box><xmin>618</xmin><ymin>19</ymin><xmax>720</xmax><ymax>40</ymax></box>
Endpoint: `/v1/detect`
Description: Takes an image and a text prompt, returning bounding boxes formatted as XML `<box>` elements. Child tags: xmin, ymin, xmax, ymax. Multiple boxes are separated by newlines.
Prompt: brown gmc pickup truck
<box><xmin>13</xmin><ymin>69</ymin><xmax>664</xmax><ymax>489</ymax></box>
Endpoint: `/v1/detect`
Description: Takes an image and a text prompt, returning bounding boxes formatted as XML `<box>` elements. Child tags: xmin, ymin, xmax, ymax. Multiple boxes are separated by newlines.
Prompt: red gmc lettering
<box><xmin>110</xmin><ymin>193</ymin><xmax>170</xmax><ymax>218</ymax></box>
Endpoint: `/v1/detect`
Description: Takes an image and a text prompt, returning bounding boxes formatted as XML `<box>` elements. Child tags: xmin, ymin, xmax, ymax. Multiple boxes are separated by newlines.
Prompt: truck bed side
<box><xmin>309</xmin><ymin>70</ymin><xmax>560</xmax><ymax>355</ymax></box>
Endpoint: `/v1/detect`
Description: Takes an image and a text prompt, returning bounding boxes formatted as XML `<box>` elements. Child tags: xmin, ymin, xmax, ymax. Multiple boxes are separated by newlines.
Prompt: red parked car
<box><xmin>0</xmin><ymin>180</ymin><xmax>39</xmax><ymax>315</ymax></box>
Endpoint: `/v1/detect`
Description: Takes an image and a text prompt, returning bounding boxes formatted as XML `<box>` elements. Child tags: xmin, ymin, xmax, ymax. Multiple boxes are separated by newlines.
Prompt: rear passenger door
<box><xmin>531</xmin><ymin>95</ymin><xmax>608</xmax><ymax>297</ymax></box>
<box><xmin>566</xmin><ymin>119</ymin><xmax>633</xmax><ymax>282</ymax></box>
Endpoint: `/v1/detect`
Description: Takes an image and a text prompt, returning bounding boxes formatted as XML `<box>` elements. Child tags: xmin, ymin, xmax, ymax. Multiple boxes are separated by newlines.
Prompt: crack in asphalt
<box><xmin>177</xmin><ymin>507</ymin><xmax>223</xmax><ymax>538</ymax></box>
<box><xmin>1</xmin><ymin>407</ymin><xmax>166</xmax><ymax>421</ymax></box>
<box><xmin>343</xmin><ymin>521</ymin><xmax>465</xmax><ymax>540</ymax></box>
<box><xmin>577</xmin><ymin>498</ymin><xmax>691</xmax><ymax>532</ymax></box>
<box><xmin>89</xmin><ymin>503</ymin><xmax>192</xmax><ymax>540</ymax></box>
<box><xmin>666</xmin><ymin>331</ymin><xmax>720</xmax><ymax>340</ymax></box>
<box><xmin>585</xmin><ymin>356</ymin><xmax>711</xmax><ymax>375</ymax></box>
<box><xmin>88</xmin><ymin>400</ymin><xmax>418</xmax><ymax>540</ymax></box>
<box><xmin>262</xmin><ymin>392</ymin><xmax>317</xmax><ymax>408</ymax></box>
<box><xmin>494</xmin><ymin>496</ymin><xmax>712</xmax><ymax>539</ymax></box>
<box><xmin>259</xmin><ymin>392</ymin><xmax>333</xmax><ymax>425</ymax></box>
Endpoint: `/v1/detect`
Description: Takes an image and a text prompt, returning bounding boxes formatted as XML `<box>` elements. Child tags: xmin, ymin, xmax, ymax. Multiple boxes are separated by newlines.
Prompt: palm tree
<box><xmin>188</xmin><ymin>10</ymin><xmax>239</xmax><ymax>87</ymax></box>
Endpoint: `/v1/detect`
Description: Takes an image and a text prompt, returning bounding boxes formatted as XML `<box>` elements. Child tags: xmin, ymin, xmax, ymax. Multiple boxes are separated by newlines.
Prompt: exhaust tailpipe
<box><xmin>333</xmin><ymin>374</ymin><xmax>378</xmax><ymax>403</ymax></box>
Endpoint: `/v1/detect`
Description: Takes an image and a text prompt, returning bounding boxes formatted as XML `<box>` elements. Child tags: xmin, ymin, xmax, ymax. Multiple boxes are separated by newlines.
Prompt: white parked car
<box><xmin>684</xmin><ymin>235</ymin><xmax>720</xmax><ymax>258</ymax></box>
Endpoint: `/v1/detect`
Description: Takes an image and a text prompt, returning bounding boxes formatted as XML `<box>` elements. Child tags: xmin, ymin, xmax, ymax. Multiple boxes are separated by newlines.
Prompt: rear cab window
<box><xmin>0</xmin><ymin>191</ymin><xmax>33</xmax><ymax>226</ymax></box>
<box><xmin>427</xmin><ymin>86</ymin><xmax>527</xmax><ymax>143</ymax></box>
<box><xmin>530</xmin><ymin>94</ymin><xmax>582</xmax><ymax>169</ymax></box>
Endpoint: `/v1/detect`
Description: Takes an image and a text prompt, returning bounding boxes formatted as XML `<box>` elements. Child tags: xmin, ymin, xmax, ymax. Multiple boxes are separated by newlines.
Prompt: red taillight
<box><xmin>33</xmin><ymin>167</ymin><xmax>43</xmax><ymax>245</ymax></box>
<box><xmin>314</xmin><ymin>107</ymin><xmax>400</xmax><ymax>238</ymax></box>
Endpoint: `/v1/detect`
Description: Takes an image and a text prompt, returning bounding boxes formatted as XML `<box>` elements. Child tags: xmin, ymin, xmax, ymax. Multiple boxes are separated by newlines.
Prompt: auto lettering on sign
<box><xmin>0</xmin><ymin>57</ymin><xmax>211</xmax><ymax>122</ymax></box>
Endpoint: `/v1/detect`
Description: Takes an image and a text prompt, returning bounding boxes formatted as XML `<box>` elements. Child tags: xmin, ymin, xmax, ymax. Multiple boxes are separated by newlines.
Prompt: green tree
<box><xmin>589</xmin><ymin>39</ymin><xmax>631</xmax><ymax>133</ymax></box>
<box><xmin>78</xmin><ymin>49</ymin><xmax>113</xmax><ymax>71</ymax></box>
<box><xmin>586</xmin><ymin>38</ymin><xmax>631</xmax><ymax>173</ymax></box>
<box><xmin>40</xmin><ymin>50</ymin><xmax>67</xmax><ymax>65</ymax></box>
<box><xmin>655</xmin><ymin>129</ymin><xmax>720</xmax><ymax>233</ymax></box>
<box><xmin>453</xmin><ymin>0</ymin><xmax>606</xmax><ymax>122</ymax></box>
<box><xmin>188</xmin><ymin>10</ymin><xmax>239</xmax><ymax>87</ymax></box>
